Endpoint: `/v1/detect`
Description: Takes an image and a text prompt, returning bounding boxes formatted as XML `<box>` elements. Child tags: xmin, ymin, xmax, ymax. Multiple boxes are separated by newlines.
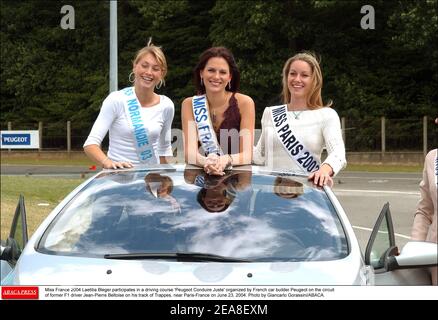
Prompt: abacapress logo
<box><xmin>1</xmin><ymin>286</ymin><xmax>39</xmax><ymax>299</ymax></box>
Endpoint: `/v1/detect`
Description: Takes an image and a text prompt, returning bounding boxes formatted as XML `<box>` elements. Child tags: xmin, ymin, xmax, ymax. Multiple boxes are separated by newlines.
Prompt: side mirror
<box><xmin>386</xmin><ymin>241</ymin><xmax>438</xmax><ymax>271</ymax></box>
<box><xmin>1</xmin><ymin>194</ymin><xmax>28</xmax><ymax>265</ymax></box>
<box><xmin>0</xmin><ymin>237</ymin><xmax>21</xmax><ymax>261</ymax></box>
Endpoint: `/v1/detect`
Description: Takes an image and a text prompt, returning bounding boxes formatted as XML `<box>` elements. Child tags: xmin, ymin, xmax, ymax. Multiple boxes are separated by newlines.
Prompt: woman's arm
<box><xmin>235</xmin><ymin>170</ymin><xmax>252</xmax><ymax>190</ymax></box>
<box><xmin>83</xmin><ymin>95</ymin><xmax>115</xmax><ymax>154</ymax></box>
<box><xmin>233</xmin><ymin>93</ymin><xmax>255</xmax><ymax>165</ymax></box>
<box><xmin>411</xmin><ymin>151</ymin><xmax>434</xmax><ymax>240</ymax></box>
<box><xmin>308</xmin><ymin>108</ymin><xmax>345</xmax><ymax>186</ymax></box>
<box><xmin>158</xmin><ymin>100</ymin><xmax>175</xmax><ymax>164</ymax></box>
<box><xmin>181</xmin><ymin>97</ymin><xmax>207</xmax><ymax>167</ymax></box>
<box><xmin>84</xmin><ymin>144</ymin><xmax>133</xmax><ymax>169</ymax></box>
<box><xmin>253</xmin><ymin>108</ymin><xmax>268</xmax><ymax>165</ymax></box>
<box><xmin>84</xmin><ymin>144</ymin><xmax>111</xmax><ymax>167</ymax></box>
<box><xmin>83</xmin><ymin>93</ymin><xmax>133</xmax><ymax>169</ymax></box>
<box><xmin>320</xmin><ymin>109</ymin><xmax>347</xmax><ymax>176</ymax></box>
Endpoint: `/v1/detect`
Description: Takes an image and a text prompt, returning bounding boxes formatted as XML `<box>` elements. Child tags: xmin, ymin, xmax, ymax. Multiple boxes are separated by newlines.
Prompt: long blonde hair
<box><xmin>281</xmin><ymin>52</ymin><xmax>332</xmax><ymax>109</ymax></box>
<box><xmin>132</xmin><ymin>38</ymin><xmax>168</xmax><ymax>84</ymax></box>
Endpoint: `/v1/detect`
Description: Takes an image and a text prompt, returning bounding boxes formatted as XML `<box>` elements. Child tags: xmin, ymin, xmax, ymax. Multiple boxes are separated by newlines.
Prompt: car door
<box><xmin>0</xmin><ymin>194</ymin><xmax>28</xmax><ymax>284</ymax></box>
<box><xmin>365</xmin><ymin>202</ymin><xmax>437</xmax><ymax>285</ymax></box>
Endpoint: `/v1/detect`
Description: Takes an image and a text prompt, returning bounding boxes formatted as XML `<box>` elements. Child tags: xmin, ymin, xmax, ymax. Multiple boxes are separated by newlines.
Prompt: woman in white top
<box><xmin>83</xmin><ymin>39</ymin><xmax>174</xmax><ymax>169</ymax></box>
<box><xmin>254</xmin><ymin>52</ymin><xmax>346</xmax><ymax>186</ymax></box>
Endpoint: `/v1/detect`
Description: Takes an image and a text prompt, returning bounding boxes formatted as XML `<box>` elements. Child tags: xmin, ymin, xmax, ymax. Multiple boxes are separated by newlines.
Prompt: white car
<box><xmin>1</xmin><ymin>165</ymin><xmax>436</xmax><ymax>285</ymax></box>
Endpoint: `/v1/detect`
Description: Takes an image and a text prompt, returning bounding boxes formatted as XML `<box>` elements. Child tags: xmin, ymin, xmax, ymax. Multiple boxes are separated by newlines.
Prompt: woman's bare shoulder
<box><xmin>182</xmin><ymin>96</ymin><xmax>193</xmax><ymax>105</ymax></box>
<box><xmin>234</xmin><ymin>93</ymin><xmax>255</xmax><ymax>112</ymax></box>
<box><xmin>181</xmin><ymin>97</ymin><xmax>194</xmax><ymax>111</ymax></box>
<box><xmin>235</xmin><ymin>92</ymin><xmax>254</xmax><ymax>104</ymax></box>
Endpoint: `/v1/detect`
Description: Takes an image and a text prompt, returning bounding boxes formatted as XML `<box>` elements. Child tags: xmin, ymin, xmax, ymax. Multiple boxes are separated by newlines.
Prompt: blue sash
<box><xmin>192</xmin><ymin>95</ymin><xmax>223</xmax><ymax>156</ymax></box>
<box><xmin>194</xmin><ymin>174</ymin><xmax>205</xmax><ymax>188</ymax></box>
<box><xmin>122</xmin><ymin>87</ymin><xmax>157</xmax><ymax>164</ymax></box>
<box><xmin>270</xmin><ymin>105</ymin><xmax>320</xmax><ymax>173</ymax></box>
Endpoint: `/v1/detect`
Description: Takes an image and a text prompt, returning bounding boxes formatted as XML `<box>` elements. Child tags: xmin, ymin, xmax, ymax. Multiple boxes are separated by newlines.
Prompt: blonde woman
<box><xmin>254</xmin><ymin>52</ymin><xmax>346</xmax><ymax>186</ymax></box>
<box><xmin>84</xmin><ymin>39</ymin><xmax>174</xmax><ymax>169</ymax></box>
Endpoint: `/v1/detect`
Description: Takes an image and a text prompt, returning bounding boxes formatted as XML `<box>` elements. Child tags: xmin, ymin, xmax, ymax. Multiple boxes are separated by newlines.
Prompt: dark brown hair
<box><xmin>193</xmin><ymin>47</ymin><xmax>240</xmax><ymax>95</ymax></box>
<box><xmin>197</xmin><ymin>187</ymin><xmax>234</xmax><ymax>213</ymax></box>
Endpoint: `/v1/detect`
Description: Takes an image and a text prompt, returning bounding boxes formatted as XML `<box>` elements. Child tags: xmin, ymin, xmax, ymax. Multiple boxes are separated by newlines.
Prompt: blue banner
<box><xmin>1</xmin><ymin>133</ymin><xmax>31</xmax><ymax>145</ymax></box>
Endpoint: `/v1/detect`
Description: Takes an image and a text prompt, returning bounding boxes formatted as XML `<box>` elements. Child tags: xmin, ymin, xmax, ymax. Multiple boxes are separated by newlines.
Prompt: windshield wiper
<box><xmin>104</xmin><ymin>252</ymin><xmax>251</xmax><ymax>262</ymax></box>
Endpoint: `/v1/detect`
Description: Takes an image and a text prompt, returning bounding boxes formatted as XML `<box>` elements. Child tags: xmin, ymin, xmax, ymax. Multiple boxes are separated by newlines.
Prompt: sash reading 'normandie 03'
<box><xmin>192</xmin><ymin>95</ymin><xmax>223</xmax><ymax>156</ymax></box>
<box><xmin>122</xmin><ymin>87</ymin><xmax>157</xmax><ymax>164</ymax></box>
<box><xmin>270</xmin><ymin>105</ymin><xmax>320</xmax><ymax>173</ymax></box>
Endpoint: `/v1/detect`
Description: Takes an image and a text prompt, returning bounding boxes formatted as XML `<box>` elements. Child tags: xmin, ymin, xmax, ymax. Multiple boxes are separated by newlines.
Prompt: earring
<box><xmin>200</xmin><ymin>78</ymin><xmax>204</xmax><ymax>86</ymax></box>
<box><xmin>129</xmin><ymin>72</ymin><xmax>135</xmax><ymax>83</ymax></box>
<box><xmin>228</xmin><ymin>81</ymin><xmax>231</xmax><ymax>90</ymax></box>
<box><xmin>155</xmin><ymin>79</ymin><xmax>164</xmax><ymax>90</ymax></box>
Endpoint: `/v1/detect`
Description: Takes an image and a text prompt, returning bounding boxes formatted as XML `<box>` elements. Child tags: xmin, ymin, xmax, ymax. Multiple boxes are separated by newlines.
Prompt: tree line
<box><xmin>1</xmin><ymin>0</ymin><xmax>437</xmax><ymax>143</ymax></box>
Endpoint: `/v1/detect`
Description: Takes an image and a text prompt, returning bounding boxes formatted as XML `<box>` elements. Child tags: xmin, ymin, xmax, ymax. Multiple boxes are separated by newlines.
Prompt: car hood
<box><xmin>11</xmin><ymin>251</ymin><xmax>365</xmax><ymax>285</ymax></box>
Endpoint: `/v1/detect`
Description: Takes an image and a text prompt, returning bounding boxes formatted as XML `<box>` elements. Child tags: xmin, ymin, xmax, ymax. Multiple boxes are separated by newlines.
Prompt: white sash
<box><xmin>270</xmin><ymin>105</ymin><xmax>320</xmax><ymax>173</ymax></box>
<box><xmin>121</xmin><ymin>87</ymin><xmax>157</xmax><ymax>163</ymax></box>
<box><xmin>192</xmin><ymin>95</ymin><xmax>223</xmax><ymax>156</ymax></box>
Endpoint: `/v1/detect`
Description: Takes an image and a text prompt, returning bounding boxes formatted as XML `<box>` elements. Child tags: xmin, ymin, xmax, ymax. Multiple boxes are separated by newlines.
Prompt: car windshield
<box><xmin>38</xmin><ymin>168</ymin><xmax>348</xmax><ymax>262</ymax></box>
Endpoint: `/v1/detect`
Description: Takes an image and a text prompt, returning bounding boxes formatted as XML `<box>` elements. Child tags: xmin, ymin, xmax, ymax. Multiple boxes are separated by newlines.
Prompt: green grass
<box><xmin>1</xmin><ymin>156</ymin><xmax>92</xmax><ymax>166</ymax></box>
<box><xmin>1</xmin><ymin>176</ymin><xmax>86</xmax><ymax>240</ymax></box>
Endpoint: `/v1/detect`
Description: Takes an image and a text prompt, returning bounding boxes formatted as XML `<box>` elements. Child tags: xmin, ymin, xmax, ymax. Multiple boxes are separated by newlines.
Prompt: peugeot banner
<box><xmin>1</xmin><ymin>130</ymin><xmax>40</xmax><ymax>149</ymax></box>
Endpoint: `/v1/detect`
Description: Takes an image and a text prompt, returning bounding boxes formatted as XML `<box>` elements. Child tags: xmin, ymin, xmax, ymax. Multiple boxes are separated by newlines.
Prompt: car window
<box><xmin>365</xmin><ymin>202</ymin><xmax>395</xmax><ymax>269</ymax></box>
<box><xmin>37</xmin><ymin>169</ymin><xmax>348</xmax><ymax>262</ymax></box>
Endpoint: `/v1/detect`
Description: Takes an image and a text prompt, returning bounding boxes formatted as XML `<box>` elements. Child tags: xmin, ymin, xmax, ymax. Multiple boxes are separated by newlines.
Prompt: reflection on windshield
<box><xmin>273</xmin><ymin>176</ymin><xmax>304</xmax><ymax>199</ymax></box>
<box><xmin>184</xmin><ymin>169</ymin><xmax>252</xmax><ymax>213</ymax></box>
<box><xmin>145</xmin><ymin>173</ymin><xmax>181</xmax><ymax>214</ymax></box>
<box><xmin>38</xmin><ymin>169</ymin><xmax>347</xmax><ymax>262</ymax></box>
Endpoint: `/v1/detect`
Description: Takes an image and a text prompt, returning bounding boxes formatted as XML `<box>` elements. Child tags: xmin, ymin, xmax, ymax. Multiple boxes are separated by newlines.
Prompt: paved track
<box><xmin>1</xmin><ymin>164</ymin><xmax>97</xmax><ymax>177</ymax></box>
<box><xmin>334</xmin><ymin>171</ymin><xmax>422</xmax><ymax>251</ymax></box>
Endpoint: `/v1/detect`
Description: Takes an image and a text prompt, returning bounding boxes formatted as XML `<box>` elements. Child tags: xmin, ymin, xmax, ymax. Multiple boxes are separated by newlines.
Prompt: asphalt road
<box><xmin>334</xmin><ymin>171</ymin><xmax>422</xmax><ymax>251</ymax></box>
<box><xmin>0</xmin><ymin>164</ymin><xmax>97</xmax><ymax>177</ymax></box>
<box><xmin>1</xmin><ymin>165</ymin><xmax>422</xmax><ymax>251</ymax></box>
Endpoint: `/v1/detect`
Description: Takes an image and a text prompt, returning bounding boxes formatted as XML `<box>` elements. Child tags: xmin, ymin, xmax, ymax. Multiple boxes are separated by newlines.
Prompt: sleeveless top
<box><xmin>216</xmin><ymin>93</ymin><xmax>241</xmax><ymax>155</ymax></box>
